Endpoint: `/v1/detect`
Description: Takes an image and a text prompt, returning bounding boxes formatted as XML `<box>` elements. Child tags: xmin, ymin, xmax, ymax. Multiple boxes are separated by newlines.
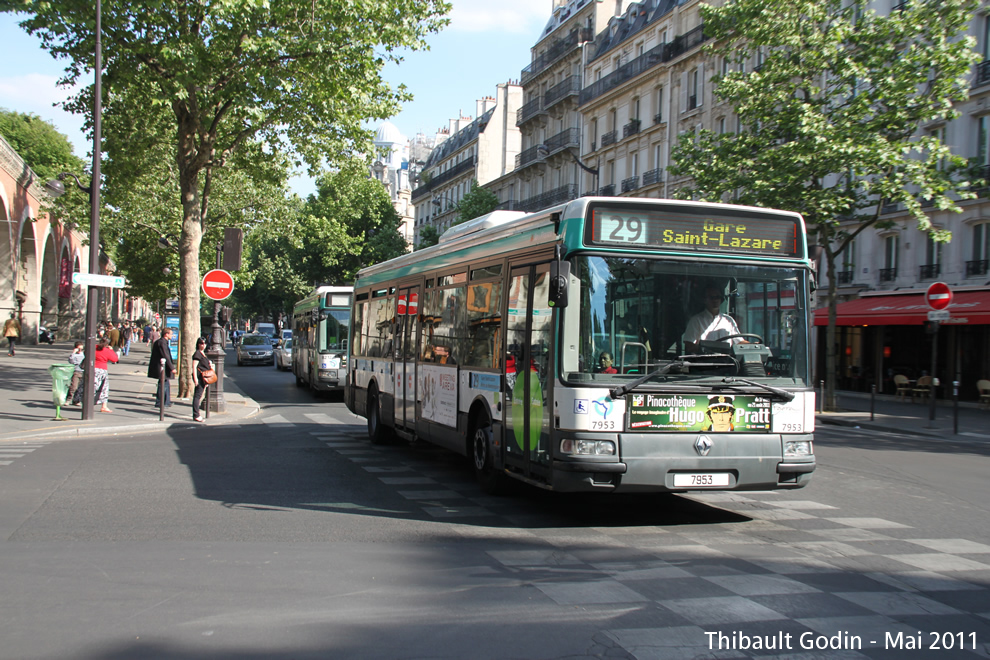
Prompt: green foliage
<box><xmin>0</xmin><ymin>108</ymin><xmax>84</xmax><ymax>182</ymax></box>
<box><xmin>670</xmin><ymin>0</ymin><xmax>979</xmax><ymax>242</ymax></box>
<box><xmin>453</xmin><ymin>180</ymin><xmax>499</xmax><ymax>225</ymax></box>
<box><xmin>417</xmin><ymin>225</ymin><xmax>441</xmax><ymax>250</ymax></box>
<box><xmin>233</xmin><ymin>159</ymin><xmax>407</xmax><ymax>318</ymax></box>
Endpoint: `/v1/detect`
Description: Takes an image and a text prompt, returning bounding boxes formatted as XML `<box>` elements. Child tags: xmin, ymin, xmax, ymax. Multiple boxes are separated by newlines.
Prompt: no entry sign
<box><xmin>202</xmin><ymin>269</ymin><xmax>235</xmax><ymax>301</ymax></box>
<box><xmin>925</xmin><ymin>282</ymin><xmax>952</xmax><ymax>311</ymax></box>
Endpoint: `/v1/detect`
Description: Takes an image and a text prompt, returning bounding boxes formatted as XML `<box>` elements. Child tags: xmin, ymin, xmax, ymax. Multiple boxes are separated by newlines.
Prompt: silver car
<box><xmin>274</xmin><ymin>338</ymin><xmax>292</xmax><ymax>370</ymax></box>
<box><xmin>236</xmin><ymin>334</ymin><xmax>274</xmax><ymax>366</ymax></box>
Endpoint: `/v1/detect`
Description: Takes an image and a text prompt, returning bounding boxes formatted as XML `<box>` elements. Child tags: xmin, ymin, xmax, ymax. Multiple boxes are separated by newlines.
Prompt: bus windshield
<box><xmin>323</xmin><ymin>309</ymin><xmax>350</xmax><ymax>351</ymax></box>
<box><xmin>561</xmin><ymin>255</ymin><xmax>810</xmax><ymax>388</ymax></box>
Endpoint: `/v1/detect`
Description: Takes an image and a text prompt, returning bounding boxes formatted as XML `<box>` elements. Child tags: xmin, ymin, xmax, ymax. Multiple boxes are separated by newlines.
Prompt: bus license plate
<box><xmin>674</xmin><ymin>473</ymin><xmax>730</xmax><ymax>488</ymax></box>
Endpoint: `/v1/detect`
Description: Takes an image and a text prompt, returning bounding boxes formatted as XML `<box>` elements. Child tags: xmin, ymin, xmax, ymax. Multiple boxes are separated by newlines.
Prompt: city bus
<box><xmin>291</xmin><ymin>285</ymin><xmax>352</xmax><ymax>392</ymax></box>
<box><xmin>345</xmin><ymin>197</ymin><xmax>816</xmax><ymax>493</ymax></box>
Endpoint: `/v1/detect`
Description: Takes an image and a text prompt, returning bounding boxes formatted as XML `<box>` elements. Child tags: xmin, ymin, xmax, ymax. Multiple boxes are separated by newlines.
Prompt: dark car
<box><xmin>236</xmin><ymin>334</ymin><xmax>274</xmax><ymax>366</ymax></box>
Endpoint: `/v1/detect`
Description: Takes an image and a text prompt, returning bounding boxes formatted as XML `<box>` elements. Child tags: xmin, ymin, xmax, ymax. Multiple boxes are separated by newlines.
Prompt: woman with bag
<box><xmin>93</xmin><ymin>337</ymin><xmax>119</xmax><ymax>413</ymax></box>
<box><xmin>192</xmin><ymin>337</ymin><xmax>216</xmax><ymax>422</ymax></box>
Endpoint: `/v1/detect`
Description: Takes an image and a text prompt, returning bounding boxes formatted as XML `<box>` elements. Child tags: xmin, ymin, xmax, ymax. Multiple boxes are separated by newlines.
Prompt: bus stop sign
<box><xmin>925</xmin><ymin>282</ymin><xmax>952</xmax><ymax>310</ymax></box>
<box><xmin>202</xmin><ymin>269</ymin><xmax>235</xmax><ymax>301</ymax></box>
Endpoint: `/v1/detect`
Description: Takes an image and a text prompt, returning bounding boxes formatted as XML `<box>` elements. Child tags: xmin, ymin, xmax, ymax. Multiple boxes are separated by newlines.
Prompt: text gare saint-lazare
<box><xmin>662</xmin><ymin>221</ymin><xmax>784</xmax><ymax>251</ymax></box>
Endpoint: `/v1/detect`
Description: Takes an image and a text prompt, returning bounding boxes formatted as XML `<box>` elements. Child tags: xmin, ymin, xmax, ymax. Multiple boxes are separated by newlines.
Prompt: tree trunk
<box><xmin>824</xmin><ymin>245</ymin><xmax>839</xmax><ymax>412</ymax></box>
<box><xmin>177</xmin><ymin>164</ymin><xmax>203</xmax><ymax>400</ymax></box>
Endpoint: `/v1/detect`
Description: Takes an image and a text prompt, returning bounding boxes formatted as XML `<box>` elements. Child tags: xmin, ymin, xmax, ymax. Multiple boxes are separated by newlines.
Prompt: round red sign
<box><xmin>925</xmin><ymin>281</ymin><xmax>952</xmax><ymax>311</ymax></box>
<box><xmin>202</xmin><ymin>269</ymin><xmax>235</xmax><ymax>301</ymax></box>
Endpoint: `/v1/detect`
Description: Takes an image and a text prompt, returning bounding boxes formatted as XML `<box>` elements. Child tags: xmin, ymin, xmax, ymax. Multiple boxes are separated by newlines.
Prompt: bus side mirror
<box><xmin>548</xmin><ymin>260</ymin><xmax>570</xmax><ymax>308</ymax></box>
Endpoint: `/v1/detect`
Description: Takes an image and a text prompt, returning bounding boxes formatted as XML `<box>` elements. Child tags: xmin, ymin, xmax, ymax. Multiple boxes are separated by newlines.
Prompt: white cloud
<box><xmin>448</xmin><ymin>0</ymin><xmax>548</xmax><ymax>34</ymax></box>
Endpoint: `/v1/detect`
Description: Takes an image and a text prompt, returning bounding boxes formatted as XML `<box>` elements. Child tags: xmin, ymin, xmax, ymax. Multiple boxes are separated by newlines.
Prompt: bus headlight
<box><xmin>560</xmin><ymin>439</ymin><xmax>616</xmax><ymax>456</ymax></box>
<box><xmin>784</xmin><ymin>440</ymin><xmax>813</xmax><ymax>457</ymax></box>
<box><xmin>319</xmin><ymin>370</ymin><xmax>338</xmax><ymax>379</ymax></box>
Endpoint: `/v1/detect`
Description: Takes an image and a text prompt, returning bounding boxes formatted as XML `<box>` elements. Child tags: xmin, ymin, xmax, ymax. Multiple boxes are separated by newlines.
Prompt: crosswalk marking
<box><xmin>260</xmin><ymin>414</ymin><xmax>292</xmax><ymax>427</ymax></box>
<box><xmin>0</xmin><ymin>443</ymin><xmax>48</xmax><ymax>470</ymax></box>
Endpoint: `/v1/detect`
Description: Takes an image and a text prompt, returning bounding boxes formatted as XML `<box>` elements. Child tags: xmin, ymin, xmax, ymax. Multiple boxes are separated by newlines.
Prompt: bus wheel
<box><xmin>294</xmin><ymin>369</ymin><xmax>305</xmax><ymax>387</ymax></box>
<box><xmin>470</xmin><ymin>416</ymin><xmax>505</xmax><ymax>495</ymax></box>
<box><xmin>368</xmin><ymin>389</ymin><xmax>392</xmax><ymax>445</ymax></box>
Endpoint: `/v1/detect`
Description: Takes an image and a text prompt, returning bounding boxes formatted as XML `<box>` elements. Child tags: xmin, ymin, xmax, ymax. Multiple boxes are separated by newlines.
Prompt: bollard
<box><xmin>158</xmin><ymin>357</ymin><xmax>166</xmax><ymax>422</ymax></box>
<box><xmin>953</xmin><ymin>380</ymin><xmax>959</xmax><ymax>435</ymax></box>
<box><xmin>870</xmin><ymin>383</ymin><xmax>876</xmax><ymax>422</ymax></box>
<box><xmin>819</xmin><ymin>380</ymin><xmax>824</xmax><ymax>413</ymax></box>
<box><xmin>205</xmin><ymin>384</ymin><xmax>210</xmax><ymax>420</ymax></box>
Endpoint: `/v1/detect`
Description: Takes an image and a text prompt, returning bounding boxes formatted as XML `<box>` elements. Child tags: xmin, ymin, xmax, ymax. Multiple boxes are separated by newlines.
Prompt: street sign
<box><xmin>72</xmin><ymin>272</ymin><xmax>126</xmax><ymax>288</ymax></box>
<box><xmin>926</xmin><ymin>282</ymin><xmax>952</xmax><ymax>310</ymax></box>
<box><xmin>928</xmin><ymin>309</ymin><xmax>950</xmax><ymax>321</ymax></box>
<box><xmin>202</xmin><ymin>269</ymin><xmax>235</xmax><ymax>301</ymax></box>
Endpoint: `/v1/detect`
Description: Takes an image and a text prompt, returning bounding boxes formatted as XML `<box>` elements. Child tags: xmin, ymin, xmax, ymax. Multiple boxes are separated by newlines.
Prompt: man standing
<box><xmin>3</xmin><ymin>312</ymin><xmax>20</xmax><ymax>356</ymax></box>
<box><xmin>120</xmin><ymin>322</ymin><xmax>132</xmax><ymax>356</ymax></box>
<box><xmin>148</xmin><ymin>327</ymin><xmax>176</xmax><ymax>408</ymax></box>
<box><xmin>108</xmin><ymin>323</ymin><xmax>120</xmax><ymax>349</ymax></box>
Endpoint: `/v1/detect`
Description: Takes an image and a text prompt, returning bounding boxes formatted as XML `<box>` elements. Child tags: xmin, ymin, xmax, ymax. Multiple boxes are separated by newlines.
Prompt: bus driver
<box><xmin>683</xmin><ymin>284</ymin><xmax>742</xmax><ymax>353</ymax></box>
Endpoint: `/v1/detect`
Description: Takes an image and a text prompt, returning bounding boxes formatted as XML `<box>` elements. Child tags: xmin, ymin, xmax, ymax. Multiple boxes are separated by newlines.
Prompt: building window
<box><xmin>925</xmin><ymin>234</ymin><xmax>942</xmax><ymax>267</ymax></box>
<box><xmin>969</xmin><ymin>223</ymin><xmax>990</xmax><ymax>277</ymax></box>
<box><xmin>688</xmin><ymin>68</ymin><xmax>700</xmax><ymax>110</ymax></box>
<box><xmin>718</xmin><ymin>117</ymin><xmax>726</xmax><ymax>135</ymax></box>
<box><xmin>979</xmin><ymin>116</ymin><xmax>990</xmax><ymax>166</ymax></box>
<box><xmin>654</xmin><ymin>86</ymin><xmax>664</xmax><ymax>124</ymax></box>
<box><xmin>880</xmin><ymin>234</ymin><xmax>899</xmax><ymax>282</ymax></box>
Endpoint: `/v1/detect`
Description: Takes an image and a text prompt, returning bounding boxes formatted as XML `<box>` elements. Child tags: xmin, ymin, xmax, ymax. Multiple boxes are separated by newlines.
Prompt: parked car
<box><xmin>274</xmin><ymin>338</ymin><xmax>292</xmax><ymax>370</ymax></box>
<box><xmin>236</xmin><ymin>334</ymin><xmax>274</xmax><ymax>366</ymax></box>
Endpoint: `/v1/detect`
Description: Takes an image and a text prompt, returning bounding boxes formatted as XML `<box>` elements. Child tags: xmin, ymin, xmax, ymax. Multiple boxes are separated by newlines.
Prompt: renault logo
<box><xmin>695</xmin><ymin>435</ymin><xmax>713</xmax><ymax>456</ymax></box>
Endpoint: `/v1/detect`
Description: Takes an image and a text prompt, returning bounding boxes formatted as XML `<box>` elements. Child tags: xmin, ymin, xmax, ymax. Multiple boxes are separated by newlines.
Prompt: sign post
<box><xmin>925</xmin><ymin>282</ymin><xmax>952</xmax><ymax>424</ymax></box>
<box><xmin>202</xmin><ymin>265</ymin><xmax>235</xmax><ymax>414</ymax></box>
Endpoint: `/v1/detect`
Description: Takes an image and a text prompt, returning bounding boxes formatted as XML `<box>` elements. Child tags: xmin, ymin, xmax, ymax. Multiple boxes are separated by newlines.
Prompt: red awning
<box><xmin>814</xmin><ymin>290</ymin><xmax>990</xmax><ymax>326</ymax></box>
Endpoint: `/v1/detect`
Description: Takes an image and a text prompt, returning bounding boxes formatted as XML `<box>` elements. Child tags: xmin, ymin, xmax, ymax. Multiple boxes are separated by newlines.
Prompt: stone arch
<box><xmin>40</xmin><ymin>231</ymin><xmax>58</xmax><ymax>338</ymax></box>
<box><xmin>16</xmin><ymin>213</ymin><xmax>39</xmax><ymax>341</ymax></box>
<box><xmin>0</xmin><ymin>188</ymin><xmax>13</xmax><ymax>318</ymax></box>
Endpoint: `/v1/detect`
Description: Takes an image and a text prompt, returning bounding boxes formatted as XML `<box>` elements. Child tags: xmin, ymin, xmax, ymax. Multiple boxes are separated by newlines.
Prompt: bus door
<box><xmin>395</xmin><ymin>285</ymin><xmax>420</xmax><ymax>429</ymax></box>
<box><xmin>503</xmin><ymin>263</ymin><xmax>553</xmax><ymax>482</ymax></box>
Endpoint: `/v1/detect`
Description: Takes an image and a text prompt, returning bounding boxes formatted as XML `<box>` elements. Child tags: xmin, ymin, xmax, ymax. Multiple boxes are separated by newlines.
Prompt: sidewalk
<box><xmin>817</xmin><ymin>390</ymin><xmax>990</xmax><ymax>441</ymax></box>
<box><xmin>0</xmin><ymin>339</ymin><xmax>260</xmax><ymax>442</ymax></box>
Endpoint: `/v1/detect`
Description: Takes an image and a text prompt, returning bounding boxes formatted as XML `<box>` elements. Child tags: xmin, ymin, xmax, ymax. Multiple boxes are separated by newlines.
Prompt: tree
<box><xmin>668</xmin><ymin>0</ymin><xmax>980</xmax><ymax>410</ymax></box>
<box><xmin>4</xmin><ymin>0</ymin><xmax>450</xmax><ymax>395</ymax></box>
<box><xmin>453</xmin><ymin>179</ymin><xmax>499</xmax><ymax>224</ymax></box>
<box><xmin>234</xmin><ymin>159</ymin><xmax>407</xmax><ymax>318</ymax></box>
<box><xmin>417</xmin><ymin>225</ymin><xmax>441</xmax><ymax>250</ymax></box>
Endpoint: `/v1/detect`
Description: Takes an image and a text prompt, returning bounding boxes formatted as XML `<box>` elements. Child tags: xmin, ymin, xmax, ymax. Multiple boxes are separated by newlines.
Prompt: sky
<box><xmin>0</xmin><ymin>0</ymin><xmax>550</xmax><ymax>197</ymax></box>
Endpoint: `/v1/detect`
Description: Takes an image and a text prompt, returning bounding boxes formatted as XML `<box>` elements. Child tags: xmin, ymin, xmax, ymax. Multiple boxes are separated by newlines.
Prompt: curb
<box><xmin>816</xmin><ymin>414</ymin><xmax>976</xmax><ymax>440</ymax></box>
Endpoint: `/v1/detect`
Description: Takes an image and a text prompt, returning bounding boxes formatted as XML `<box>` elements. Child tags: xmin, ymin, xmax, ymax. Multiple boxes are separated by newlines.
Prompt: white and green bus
<box><xmin>291</xmin><ymin>285</ymin><xmax>352</xmax><ymax>393</ymax></box>
<box><xmin>346</xmin><ymin>198</ymin><xmax>816</xmax><ymax>493</ymax></box>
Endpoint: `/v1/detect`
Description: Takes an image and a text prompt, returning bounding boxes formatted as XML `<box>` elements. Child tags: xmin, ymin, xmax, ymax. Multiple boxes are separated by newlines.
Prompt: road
<box><xmin>0</xmin><ymin>358</ymin><xmax>988</xmax><ymax>659</ymax></box>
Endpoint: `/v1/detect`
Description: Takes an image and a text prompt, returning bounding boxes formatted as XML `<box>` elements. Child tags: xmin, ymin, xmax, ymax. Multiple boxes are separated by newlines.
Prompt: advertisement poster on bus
<box><xmin>419</xmin><ymin>364</ymin><xmax>457</xmax><ymax>427</ymax></box>
<box><xmin>628</xmin><ymin>394</ymin><xmax>772</xmax><ymax>432</ymax></box>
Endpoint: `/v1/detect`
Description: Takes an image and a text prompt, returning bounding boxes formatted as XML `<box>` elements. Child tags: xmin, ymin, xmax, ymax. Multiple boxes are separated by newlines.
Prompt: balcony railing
<box><xmin>642</xmin><ymin>168</ymin><xmax>663</xmax><ymax>186</ymax></box>
<box><xmin>520</xmin><ymin>27</ymin><xmax>592</xmax><ymax>84</ymax></box>
<box><xmin>653</xmin><ymin>112</ymin><xmax>663</xmax><ymax>125</ymax></box>
<box><xmin>580</xmin><ymin>26</ymin><xmax>708</xmax><ymax>105</ymax></box>
<box><xmin>879</xmin><ymin>267</ymin><xmax>897</xmax><ymax>282</ymax></box>
<box><xmin>978</xmin><ymin>60</ymin><xmax>990</xmax><ymax>86</ymax></box>
<box><xmin>543</xmin><ymin>127</ymin><xmax>580</xmax><ymax>155</ymax></box>
<box><xmin>919</xmin><ymin>263</ymin><xmax>940</xmax><ymax>280</ymax></box>
<box><xmin>976</xmin><ymin>164</ymin><xmax>990</xmax><ymax>197</ymax></box>
<box><xmin>518</xmin><ymin>184</ymin><xmax>578</xmax><ymax>212</ymax></box>
<box><xmin>515</xmin><ymin>145</ymin><xmax>544</xmax><ymax>170</ymax></box>
<box><xmin>599</xmin><ymin>184</ymin><xmax>616</xmax><ymax>196</ymax></box>
<box><xmin>600</xmin><ymin>130</ymin><xmax>617</xmax><ymax>148</ymax></box>
<box><xmin>410</xmin><ymin>156</ymin><xmax>476</xmax><ymax>200</ymax></box>
<box><xmin>837</xmin><ymin>271</ymin><xmax>854</xmax><ymax>285</ymax></box>
<box><xmin>623</xmin><ymin>119</ymin><xmax>641</xmax><ymax>139</ymax></box>
<box><xmin>544</xmin><ymin>77</ymin><xmax>581</xmax><ymax>109</ymax></box>
<box><xmin>516</xmin><ymin>97</ymin><xmax>544</xmax><ymax>126</ymax></box>
<box><xmin>966</xmin><ymin>259</ymin><xmax>989</xmax><ymax>277</ymax></box>
<box><xmin>881</xmin><ymin>202</ymin><xmax>899</xmax><ymax>214</ymax></box>
<box><xmin>621</xmin><ymin>175</ymin><xmax>640</xmax><ymax>193</ymax></box>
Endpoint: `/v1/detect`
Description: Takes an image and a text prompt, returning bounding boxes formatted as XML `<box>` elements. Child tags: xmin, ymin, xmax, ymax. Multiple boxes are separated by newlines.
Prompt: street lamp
<box><xmin>42</xmin><ymin>0</ymin><xmax>102</xmax><ymax>421</ymax></box>
<box><xmin>537</xmin><ymin>143</ymin><xmax>599</xmax><ymax>195</ymax></box>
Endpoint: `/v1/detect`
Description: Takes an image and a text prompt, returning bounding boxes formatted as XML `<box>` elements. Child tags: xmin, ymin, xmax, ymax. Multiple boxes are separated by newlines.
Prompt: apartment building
<box><xmin>410</xmin><ymin>82</ymin><xmax>522</xmax><ymax>246</ymax></box>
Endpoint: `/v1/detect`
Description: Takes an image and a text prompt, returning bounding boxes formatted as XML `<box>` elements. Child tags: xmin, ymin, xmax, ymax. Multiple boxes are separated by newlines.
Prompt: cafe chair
<box><xmin>893</xmin><ymin>374</ymin><xmax>911</xmax><ymax>401</ymax></box>
<box><xmin>977</xmin><ymin>379</ymin><xmax>990</xmax><ymax>410</ymax></box>
<box><xmin>912</xmin><ymin>375</ymin><xmax>934</xmax><ymax>402</ymax></box>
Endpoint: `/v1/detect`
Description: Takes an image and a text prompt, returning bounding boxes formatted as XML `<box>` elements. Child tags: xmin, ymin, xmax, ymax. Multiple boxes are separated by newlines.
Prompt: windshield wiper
<box><xmin>721</xmin><ymin>377</ymin><xmax>795</xmax><ymax>402</ymax></box>
<box><xmin>608</xmin><ymin>359</ymin><xmax>735</xmax><ymax>400</ymax></box>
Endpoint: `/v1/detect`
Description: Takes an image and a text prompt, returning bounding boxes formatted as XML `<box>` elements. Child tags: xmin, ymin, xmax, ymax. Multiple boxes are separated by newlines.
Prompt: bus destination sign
<box><xmin>589</xmin><ymin>207</ymin><xmax>800</xmax><ymax>257</ymax></box>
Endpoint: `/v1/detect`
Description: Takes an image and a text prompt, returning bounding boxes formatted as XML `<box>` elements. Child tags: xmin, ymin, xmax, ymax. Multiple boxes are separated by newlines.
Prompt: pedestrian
<box><xmin>67</xmin><ymin>340</ymin><xmax>85</xmax><ymax>404</ymax></box>
<box><xmin>148</xmin><ymin>327</ymin><xmax>175</xmax><ymax>408</ymax></box>
<box><xmin>93</xmin><ymin>337</ymin><xmax>118</xmax><ymax>413</ymax></box>
<box><xmin>3</xmin><ymin>312</ymin><xmax>20</xmax><ymax>356</ymax></box>
<box><xmin>149</xmin><ymin>326</ymin><xmax>160</xmax><ymax>344</ymax></box>
<box><xmin>143</xmin><ymin>323</ymin><xmax>152</xmax><ymax>343</ymax></box>
<box><xmin>121</xmin><ymin>321</ymin><xmax>132</xmax><ymax>356</ymax></box>
<box><xmin>108</xmin><ymin>323</ymin><xmax>120</xmax><ymax>349</ymax></box>
<box><xmin>192</xmin><ymin>337</ymin><xmax>212</xmax><ymax>422</ymax></box>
